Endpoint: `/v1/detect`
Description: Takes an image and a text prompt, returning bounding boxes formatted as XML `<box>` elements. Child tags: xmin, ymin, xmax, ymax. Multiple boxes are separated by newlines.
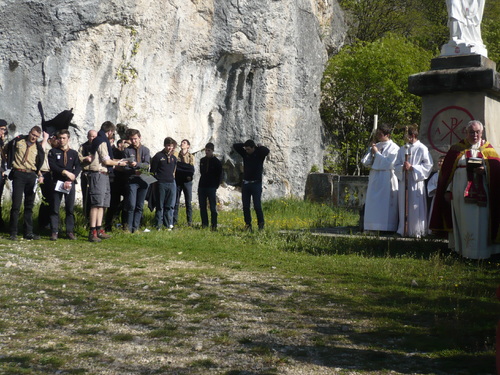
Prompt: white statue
<box><xmin>442</xmin><ymin>0</ymin><xmax>487</xmax><ymax>57</ymax></box>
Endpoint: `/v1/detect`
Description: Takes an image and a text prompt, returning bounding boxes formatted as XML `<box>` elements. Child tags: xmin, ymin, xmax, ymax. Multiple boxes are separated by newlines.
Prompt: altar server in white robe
<box><xmin>394</xmin><ymin>125</ymin><xmax>433</xmax><ymax>238</ymax></box>
<box><xmin>361</xmin><ymin>124</ymin><xmax>400</xmax><ymax>232</ymax></box>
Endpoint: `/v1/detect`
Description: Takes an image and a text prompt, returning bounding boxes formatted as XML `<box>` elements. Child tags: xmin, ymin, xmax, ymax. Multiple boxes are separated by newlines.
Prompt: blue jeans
<box><xmin>125</xmin><ymin>180</ymin><xmax>148</xmax><ymax>231</ymax></box>
<box><xmin>198</xmin><ymin>187</ymin><xmax>217</xmax><ymax>228</ymax></box>
<box><xmin>155</xmin><ymin>182</ymin><xmax>176</xmax><ymax>228</ymax></box>
<box><xmin>242</xmin><ymin>181</ymin><xmax>264</xmax><ymax>228</ymax></box>
<box><xmin>173</xmin><ymin>180</ymin><xmax>193</xmax><ymax>225</ymax></box>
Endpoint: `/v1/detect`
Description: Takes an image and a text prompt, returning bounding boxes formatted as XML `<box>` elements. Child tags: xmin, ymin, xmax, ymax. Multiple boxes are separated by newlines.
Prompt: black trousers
<box><xmin>9</xmin><ymin>170</ymin><xmax>37</xmax><ymax>236</ymax></box>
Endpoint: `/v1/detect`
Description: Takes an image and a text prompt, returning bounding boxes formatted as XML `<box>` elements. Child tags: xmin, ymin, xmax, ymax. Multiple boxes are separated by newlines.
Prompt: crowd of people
<box><xmin>363</xmin><ymin>120</ymin><xmax>500</xmax><ymax>260</ymax></box>
<box><xmin>0</xmin><ymin>120</ymin><xmax>270</xmax><ymax>242</ymax></box>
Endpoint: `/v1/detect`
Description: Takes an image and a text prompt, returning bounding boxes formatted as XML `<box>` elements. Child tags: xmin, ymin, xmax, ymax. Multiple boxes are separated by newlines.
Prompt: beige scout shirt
<box><xmin>78</xmin><ymin>144</ymin><xmax>92</xmax><ymax>171</ymax></box>
<box><xmin>88</xmin><ymin>142</ymin><xmax>111</xmax><ymax>173</ymax></box>
<box><xmin>12</xmin><ymin>138</ymin><xmax>39</xmax><ymax>172</ymax></box>
<box><xmin>40</xmin><ymin>143</ymin><xmax>52</xmax><ymax>173</ymax></box>
<box><xmin>174</xmin><ymin>151</ymin><xmax>195</xmax><ymax>165</ymax></box>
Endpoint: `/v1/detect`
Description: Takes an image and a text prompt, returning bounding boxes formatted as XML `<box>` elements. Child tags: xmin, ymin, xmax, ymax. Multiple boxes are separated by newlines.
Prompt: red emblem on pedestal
<box><xmin>427</xmin><ymin>106</ymin><xmax>474</xmax><ymax>154</ymax></box>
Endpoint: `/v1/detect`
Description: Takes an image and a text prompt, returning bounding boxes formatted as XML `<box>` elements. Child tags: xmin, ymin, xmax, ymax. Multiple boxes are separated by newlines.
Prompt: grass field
<box><xmin>0</xmin><ymin>198</ymin><xmax>498</xmax><ymax>374</ymax></box>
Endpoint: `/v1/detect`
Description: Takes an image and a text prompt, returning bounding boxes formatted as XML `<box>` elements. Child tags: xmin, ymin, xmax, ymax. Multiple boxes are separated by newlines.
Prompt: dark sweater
<box><xmin>150</xmin><ymin>151</ymin><xmax>176</xmax><ymax>183</ymax></box>
<box><xmin>48</xmin><ymin>148</ymin><xmax>82</xmax><ymax>182</ymax></box>
<box><xmin>233</xmin><ymin>143</ymin><xmax>269</xmax><ymax>181</ymax></box>
<box><xmin>199</xmin><ymin>156</ymin><xmax>222</xmax><ymax>189</ymax></box>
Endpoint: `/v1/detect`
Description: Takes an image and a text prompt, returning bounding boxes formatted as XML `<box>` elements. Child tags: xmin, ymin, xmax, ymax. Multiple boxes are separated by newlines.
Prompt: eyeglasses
<box><xmin>467</xmin><ymin>130</ymin><xmax>482</xmax><ymax>135</ymax></box>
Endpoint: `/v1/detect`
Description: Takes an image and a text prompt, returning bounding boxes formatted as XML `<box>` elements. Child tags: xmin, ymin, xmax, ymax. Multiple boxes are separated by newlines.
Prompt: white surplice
<box><xmin>394</xmin><ymin>141</ymin><xmax>433</xmax><ymax>237</ymax></box>
<box><xmin>361</xmin><ymin>140</ymin><xmax>399</xmax><ymax>231</ymax></box>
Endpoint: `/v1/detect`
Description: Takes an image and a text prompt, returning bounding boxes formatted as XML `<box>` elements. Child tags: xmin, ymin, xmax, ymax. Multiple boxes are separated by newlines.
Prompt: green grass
<box><xmin>0</xmin><ymin>198</ymin><xmax>498</xmax><ymax>374</ymax></box>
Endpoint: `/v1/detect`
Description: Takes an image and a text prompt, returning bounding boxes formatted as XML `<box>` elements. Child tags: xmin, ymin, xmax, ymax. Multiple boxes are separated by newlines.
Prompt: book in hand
<box><xmin>467</xmin><ymin>157</ymin><xmax>482</xmax><ymax>166</ymax></box>
<box><xmin>55</xmin><ymin>180</ymin><xmax>71</xmax><ymax>194</ymax></box>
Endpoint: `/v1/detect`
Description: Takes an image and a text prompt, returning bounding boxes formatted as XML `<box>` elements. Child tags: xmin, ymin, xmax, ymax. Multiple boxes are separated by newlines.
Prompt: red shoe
<box><xmin>97</xmin><ymin>229</ymin><xmax>111</xmax><ymax>240</ymax></box>
<box><xmin>88</xmin><ymin>230</ymin><xmax>102</xmax><ymax>243</ymax></box>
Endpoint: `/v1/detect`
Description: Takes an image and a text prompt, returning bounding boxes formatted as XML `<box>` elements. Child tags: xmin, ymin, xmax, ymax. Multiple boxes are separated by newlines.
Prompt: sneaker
<box><xmin>168</xmin><ymin>225</ymin><xmax>174</xmax><ymax>231</ymax></box>
<box><xmin>143</xmin><ymin>228</ymin><xmax>151</xmax><ymax>233</ymax></box>
<box><xmin>88</xmin><ymin>230</ymin><xmax>102</xmax><ymax>243</ymax></box>
<box><xmin>24</xmin><ymin>233</ymin><xmax>41</xmax><ymax>240</ymax></box>
<box><xmin>50</xmin><ymin>233</ymin><xmax>58</xmax><ymax>241</ymax></box>
<box><xmin>97</xmin><ymin>229</ymin><xmax>111</xmax><ymax>239</ymax></box>
<box><xmin>67</xmin><ymin>232</ymin><xmax>77</xmax><ymax>240</ymax></box>
<box><xmin>9</xmin><ymin>234</ymin><xmax>18</xmax><ymax>241</ymax></box>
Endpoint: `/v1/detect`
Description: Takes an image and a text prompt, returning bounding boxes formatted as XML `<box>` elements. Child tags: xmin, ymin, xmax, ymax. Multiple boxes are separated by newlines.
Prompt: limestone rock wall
<box><xmin>0</xmin><ymin>0</ymin><xmax>345</xmax><ymax>198</ymax></box>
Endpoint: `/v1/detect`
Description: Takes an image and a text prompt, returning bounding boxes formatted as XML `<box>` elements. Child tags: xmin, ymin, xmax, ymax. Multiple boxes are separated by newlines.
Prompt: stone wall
<box><xmin>304</xmin><ymin>173</ymin><xmax>368</xmax><ymax>209</ymax></box>
<box><xmin>0</xmin><ymin>0</ymin><xmax>346</xmax><ymax>199</ymax></box>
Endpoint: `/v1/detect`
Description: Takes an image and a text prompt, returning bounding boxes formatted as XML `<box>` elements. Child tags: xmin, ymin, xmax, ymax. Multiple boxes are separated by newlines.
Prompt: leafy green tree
<box><xmin>320</xmin><ymin>34</ymin><xmax>433</xmax><ymax>175</ymax></box>
<box><xmin>339</xmin><ymin>0</ymin><xmax>448</xmax><ymax>51</ymax></box>
<box><xmin>483</xmin><ymin>0</ymin><xmax>500</xmax><ymax>64</ymax></box>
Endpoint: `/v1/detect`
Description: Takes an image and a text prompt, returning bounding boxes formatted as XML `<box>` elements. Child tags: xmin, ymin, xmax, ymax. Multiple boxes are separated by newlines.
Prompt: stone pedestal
<box><xmin>408</xmin><ymin>54</ymin><xmax>500</xmax><ymax>162</ymax></box>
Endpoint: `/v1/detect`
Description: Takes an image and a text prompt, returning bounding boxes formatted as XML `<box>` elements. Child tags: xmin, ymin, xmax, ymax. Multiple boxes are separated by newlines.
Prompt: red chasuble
<box><xmin>429</xmin><ymin>139</ymin><xmax>500</xmax><ymax>244</ymax></box>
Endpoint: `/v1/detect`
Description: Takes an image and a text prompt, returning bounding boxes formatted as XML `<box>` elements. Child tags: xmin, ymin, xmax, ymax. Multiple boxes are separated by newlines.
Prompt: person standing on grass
<box><xmin>173</xmin><ymin>139</ymin><xmax>195</xmax><ymax>226</ymax></box>
<box><xmin>37</xmin><ymin>131</ymin><xmax>56</xmax><ymax>233</ymax></box>
<box><xmin>122</xmin><ymin>129</ymin><xmax>151</xmax><ymax>233</ymax></box>
<box><xmin>48</xmin><ymin>129</ymin><xmax>81</xmax><ymax>241</ymax></box>
<box><xmin>3</xmin><ymin>126</ymin><xmax>45</xmax><ymax>240</ymax></box>
<box><xmin>104</xmin><ymin>137</ymin><xmax>129</xmax><ymax>232</ymax></box>
<box><xmin>198</xmin><ymin>142</ymin><xmax>223</xmax><ymax>230</ymax></box>
<box><xmin>361</xmin><ymin>124</ymin><xmax>399</xmax><ymax>233</ymax></box>
<box><xmin>233</xmin><ymin>139</ymin><xmax>269</xmax><ymax>231</ymax></box>
<box><xmin>0</xmin><ymin>120</ymin><xmax>9</xmax><ymax>229</ymax></box>
<box><xmin>78</xmin><ymin>129</ymin><xmax>97</xmax><ymax>220</ymax></box>
<box><xmin>394</xmin><ymin>124</ymin><xmax>433</xmax><ymax>238</ymax></box>
<box><xmin>430</xmin><ymin>120</ymin><xmax>500</xmax><ymax>259</ymax></box>
<box><xmin>87</xmin><ymin>121</ymin><xmax>128</xmax><ymax>242</ymax></box>
<box><xmin>150</xmin><ymin>137</ymin><xmax>177</xmax><ymax>230</ymax></box>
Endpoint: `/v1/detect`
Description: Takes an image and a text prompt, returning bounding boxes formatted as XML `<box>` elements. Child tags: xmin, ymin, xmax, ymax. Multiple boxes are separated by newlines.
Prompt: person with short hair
<box><xmin>361</xmin><ymin>124</ymin><xmax>399</xmax><ymax>232</ymax></box>
<box><xmin>430</xmin><ymin>120</ymin><xmax>500</xmax><ymax>259</ymax></box>
<box><xmin>198</xmin><ymin>142</ymin><xmax>223</xmax><ymax>230</ymax></box>
<box><xmin>173</xmin><ymin>139</ymin><xmax>195</xmax><ymax>226</ymax></box>
<box><xmin>150</xmin><ymin>137</ymin><xmax>177</xmax><ymax>230</ymax></box>
<box><xmin>87</xmin><ymin>121</ymin><xmax>128</xmax><ymax>242</ymax></box>
<box><xmin>122</xmin><ymin>129</ymin><xmax>151</xmax><ymax>233</ymax></box>
<box><xmin>78</xmin><ymin>129</ymin><xmax>97</xmax><ymax>220</ymax></box>
<box><xmin>394</xmin><ymin>125</ymin><xmax>433</xmax><ymax>238</ymax></box>
<box><xmin>4</xmin><ymin>126</ymin><xmax>45</xmax><ymax>240</ymax></box>
<box><xmin>0</xmin><ymin>120</ymin><xmax>9</xmax><ymax>228</ymax></box>
<box><xmin>38</xmin><ymin>133</ymin><xmax>59</xmax><ymax>232</ymax></box>
<box><xmin>48</xmin><ymin>129</ymin><xmax>81</xmax><ymax>240</ymax></box>
<box><xmin>232</xmin><ymin>139</ymin><xmax>269</xmax><ymax>230</ymax></box>
<box><xmin>104</xmin><ymin>137</ymin><xmax>129</xmax><ymax>231</ymax></box>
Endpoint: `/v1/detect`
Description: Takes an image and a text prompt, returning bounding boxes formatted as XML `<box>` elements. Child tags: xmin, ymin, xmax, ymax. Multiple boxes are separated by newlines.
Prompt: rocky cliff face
<box><xmin>0</xmin><ymin>0</ymin><xmax>345</xmax><ymax>198</ymax></box>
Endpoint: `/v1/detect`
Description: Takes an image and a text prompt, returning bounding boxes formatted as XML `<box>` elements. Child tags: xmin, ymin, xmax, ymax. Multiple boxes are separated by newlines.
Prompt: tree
<box><xmin>320</xmin><ymin>34</ymin><xmax>433</xmax><ymax>175</ymax></box>
<box><xmin>483</xmin><ymin>0</ymin><xmax>500</xmax><ymax>64</ymax></box>
<box><xmin>339</xmin><ymin>0</ymin><xmax>448</xmax><ymax>51</ymax></box>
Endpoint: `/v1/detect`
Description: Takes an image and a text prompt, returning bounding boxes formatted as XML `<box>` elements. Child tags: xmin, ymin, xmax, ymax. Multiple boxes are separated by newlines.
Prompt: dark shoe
<box><xmin>244</xmin><ymin>224</ymin><xmax>253</xmax><ymax>232</ymax></box>
<box><xmin>50</xmin><ymin>233</ymin><xmax>58</xmax><ymax>241</ymax></box>
<box><xmin>9</xmin><ymin>234</ymin><xmax>18</xmax><ymax>241</ymax></box>
<box><xmin>24</xmin><ymin>233</ymin><xmax>41</xmax><ymax>240</ymax></box>
<box><xmin>67</xmin><ymin>232</ymin><xmax>77</xmax><ymax>240</ymax></box>
<box><xmin>97</xmin><ymin>229</ymin><xmax>111</xmax><ymax>239</ymax></box>
<box><xmin>88</xmin><ymin>230</ymin><xmax>102</xmax><ymax>243</ymax></box>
